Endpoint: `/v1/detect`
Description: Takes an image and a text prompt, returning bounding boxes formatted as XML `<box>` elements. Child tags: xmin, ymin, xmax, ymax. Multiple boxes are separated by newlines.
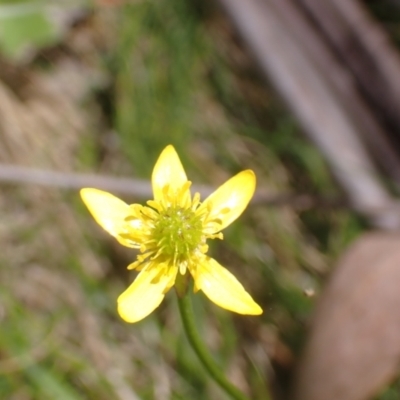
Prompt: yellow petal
<box><xmin>80</xmin><ymin>188</ymin><xmax>139</xmax><ymax>248</ymax></box>
<box><xmin>194</xmin><ymin>257</ymin><xmax>262</xmax><ymax>315</ymax></box>
<box><xmin>152</xmin><ymin>145</ymin><xmax>188</xmax><ymax>201</ymax></box>
<box><xmin>199</xmin><ymin>170</ymin><xmax>256</xmax><ymax>231</ymax></box>
<box><xmin>117</xmin><ymin>266</ymin><xmax>177</xmax><ymax>323</ymax></box>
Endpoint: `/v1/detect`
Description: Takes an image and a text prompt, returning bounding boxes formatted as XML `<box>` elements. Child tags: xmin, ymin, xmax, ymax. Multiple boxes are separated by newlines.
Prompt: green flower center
<box><xmin>152</xmin><ymin>206</ymin><xmax>203</xmax><ymax>260</ymax></box>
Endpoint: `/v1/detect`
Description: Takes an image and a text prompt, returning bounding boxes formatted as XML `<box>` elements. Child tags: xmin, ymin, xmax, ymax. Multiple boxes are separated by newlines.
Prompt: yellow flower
<box><xmin>80</xmin><ymin>145</ymin><xmax>262</xmax><ymax>323</ymax></box>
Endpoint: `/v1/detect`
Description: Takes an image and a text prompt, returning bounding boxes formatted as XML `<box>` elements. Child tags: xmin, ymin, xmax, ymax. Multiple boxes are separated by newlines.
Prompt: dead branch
<box><xmin>217</xmin><ymin>0</ymin><xmax>400</xmax><ymax>230</ymax></box>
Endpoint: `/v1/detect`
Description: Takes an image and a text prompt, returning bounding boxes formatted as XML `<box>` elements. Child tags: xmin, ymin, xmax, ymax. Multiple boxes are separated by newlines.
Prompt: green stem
<box><xmin>177</xmin><ymin>291</ymin><xmax>251</xmax><ymax>400</ymax></box>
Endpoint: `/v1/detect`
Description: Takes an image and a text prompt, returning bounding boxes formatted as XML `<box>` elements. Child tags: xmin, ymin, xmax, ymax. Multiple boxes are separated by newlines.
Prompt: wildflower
<box><xmin>80</xmin><ymin>145</ymin><xmax>262</xmax><ymax>323</ymax></box>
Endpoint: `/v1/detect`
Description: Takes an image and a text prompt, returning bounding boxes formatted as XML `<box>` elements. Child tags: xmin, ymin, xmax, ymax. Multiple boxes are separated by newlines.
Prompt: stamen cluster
<box><xmin>124</xmin><ymin>183</ymin><xmax>223</xmax><ymax>276</ymax></box>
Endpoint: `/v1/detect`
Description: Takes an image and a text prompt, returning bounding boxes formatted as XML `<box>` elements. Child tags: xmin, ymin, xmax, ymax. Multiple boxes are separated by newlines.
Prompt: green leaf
<box><xmin>0</xmin><ymin>4</ymin><xmax>58</xmax><ymax>60</ymax></box>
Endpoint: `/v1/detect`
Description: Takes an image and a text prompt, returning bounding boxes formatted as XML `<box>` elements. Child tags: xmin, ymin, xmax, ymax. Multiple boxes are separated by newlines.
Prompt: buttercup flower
<box><xmin>80</xmin><ymin>145</ymin><xmax>262</xmax><ymax>323</ymax></box>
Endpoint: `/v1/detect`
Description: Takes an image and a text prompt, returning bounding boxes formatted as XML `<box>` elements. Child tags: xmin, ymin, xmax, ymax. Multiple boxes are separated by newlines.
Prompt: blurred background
<box><xmin>1</xmin><ymin>0</ymin><xmax>400</xmax><ymax>399</ymax></box>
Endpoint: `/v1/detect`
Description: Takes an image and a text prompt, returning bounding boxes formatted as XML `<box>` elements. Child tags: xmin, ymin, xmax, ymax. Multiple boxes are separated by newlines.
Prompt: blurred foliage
<box><xmin>0</xmin><ymin>1</ymin><xmax>60</xmax><ymax>60</ymax></box>
<box><xmin>113</xmin><ymin>0</ymin><xmax>208</xmax><ymax>174</ymax></box>
<box><xmin>0</xmin><ymin>0</ymin><xmax>396</xmax><ymax>399</ymax></box>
